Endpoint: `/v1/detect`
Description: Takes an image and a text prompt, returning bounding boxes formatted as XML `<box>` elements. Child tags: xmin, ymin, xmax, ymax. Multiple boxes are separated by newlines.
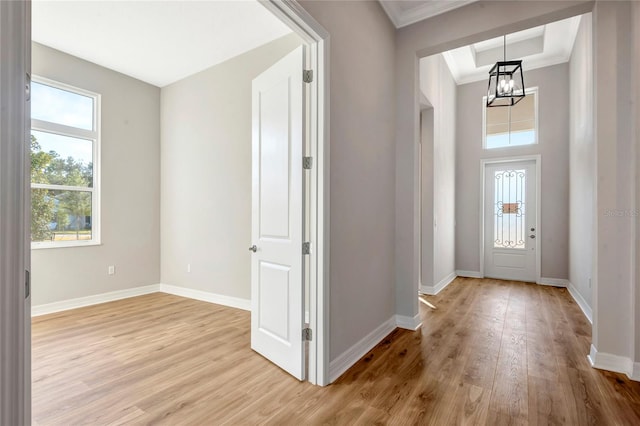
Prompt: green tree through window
<box><xmin>30</xmin><ymin>136</ymin><xmax>55</xmax><ymax>241</ymax></box>
<box><xmin>30</xmin><ymin>135</ymin><xmax>93</xmax><ymax>241</ymax></box>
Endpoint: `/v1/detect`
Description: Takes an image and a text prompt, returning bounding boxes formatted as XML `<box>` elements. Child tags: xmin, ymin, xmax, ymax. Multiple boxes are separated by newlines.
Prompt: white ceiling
<box><xmin>378</xmin><ymin>0</ymin><xmax>477</xmax><ymax>28</ymax></box>
<box><xmin>32</xmin><ymin>0</ymin><xmax>293</xmax><ymax>87</ymax></box>
<box><xmin>441</xmin><ymin>15</ymin><xmax>582</xmax><ymax>85</ymax></box>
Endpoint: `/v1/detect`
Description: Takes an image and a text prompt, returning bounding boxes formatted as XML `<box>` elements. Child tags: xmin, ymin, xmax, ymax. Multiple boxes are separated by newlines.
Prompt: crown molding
<box><xmin>379</xmin><ymin>1</ymin><xmax>477</xmax><ymax>29</ymax></box>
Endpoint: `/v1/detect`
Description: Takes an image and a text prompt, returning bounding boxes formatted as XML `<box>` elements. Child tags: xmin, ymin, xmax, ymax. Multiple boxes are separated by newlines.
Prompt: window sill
<box><xmin>31</xmin><ymin>241</ymin><xmax>102</xmax><ymax>250</ymax></box>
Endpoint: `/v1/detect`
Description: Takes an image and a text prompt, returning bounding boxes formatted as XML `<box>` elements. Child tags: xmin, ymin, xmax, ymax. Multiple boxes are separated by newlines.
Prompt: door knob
<box><xmin>249</xmin><ymin>245</ymin><xmax>257</xmax><ymax>252</ymax></box>
<box><xmin>529</xmin><ymin>235</ymin><xmax>535</xmax><ymax>239</ymax></box>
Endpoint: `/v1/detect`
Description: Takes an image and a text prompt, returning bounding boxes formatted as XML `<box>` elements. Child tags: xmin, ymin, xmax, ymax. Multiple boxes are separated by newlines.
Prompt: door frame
<box><xmin>479</xmin><ymin>155</ymin><xmax>541</xmax><ymax>283</ymax></box>
<box><xmin>260</xmin><ymin>0</ymin><xmax>330</xmax><ymax>386</ymax></box>
<box><xmin>418</xmin><ymin>97</ymin><xmax>433</xmax><ymax>291</ymax></box>
<box><xmin>0</xmin><ymin>0</ymin><xmax>31</xmax><ymax>424</ymax></box>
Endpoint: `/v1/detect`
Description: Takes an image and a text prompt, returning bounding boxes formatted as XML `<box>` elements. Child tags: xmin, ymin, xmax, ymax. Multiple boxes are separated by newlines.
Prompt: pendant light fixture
<box><xmin>486</xmin><ymin>35</ymin><xmax>526</xmax><ymax>107</ymax></box>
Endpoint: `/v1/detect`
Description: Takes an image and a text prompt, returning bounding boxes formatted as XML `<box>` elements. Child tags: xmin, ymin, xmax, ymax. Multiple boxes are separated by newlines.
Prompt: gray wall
<box><xmin>592</xmin><ymin>0</ymin><xmax>635</xmax><ymax>364</ymax></box>
<box><xmin>31</xmin><ymin>43</ymin><xmax>161</xmax><ymax>305</ymax></box>
<box><xmin>299</xmin><ymin>0</ymin><xmax>397</xmax><ymax>360</ymax></box>
<box><xmin>420</xmin><ymin>108</ymin><xmax>434</xmax><ymax>288</ymax></box>
<box><xmin>455</xmin><ymin>63</ymin><xmax>570</xmax><ymax>279</ymax></box>
<box><xmin>420</xmin><ymin>54</ymin><xmax>456</xmax><ymax>287</ymax></box>
<box><xmin>569</xmin><ymin>14</ymin><xmax>594</xmax><ymax>307</ymax></box>
<box><xmin>160</xmin><ymin>34</ymin><xmax>302</xmax><ymax>301</ymax></box>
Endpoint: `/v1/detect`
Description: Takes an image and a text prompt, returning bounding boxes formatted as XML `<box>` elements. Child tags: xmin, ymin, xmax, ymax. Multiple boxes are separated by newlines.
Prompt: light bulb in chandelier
<box><xmin>498</xmin><ymin>79</ymin><xmax>506</xmax><ymax>95</ymax></box>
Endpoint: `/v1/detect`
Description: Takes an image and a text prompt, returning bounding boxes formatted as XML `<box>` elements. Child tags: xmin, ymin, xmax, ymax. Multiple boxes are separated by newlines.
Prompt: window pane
<box><xmin>31</xmin><ymin>131</ymin><xmax>93</xmax><ymax>187</ymax></box>
<box><xmin>510</xmin><ymin>95</ymin><xmax>535</xmax><ymax>125</ymax></box>
<box><xmin>31</xmin><ymin>189</ymin><xmax>92</xmax><ymax>242</ymax></box>
<box><xmin>31</xmin><ymin>81</ymin><xmax>94</xmax><ymax>130</ymax></box>
<box><xmin>486</xmin><ymin>106</ymin><xmax>509</xmax><ymax>129</ymax></box>
<box><xmin>485</xmin><ymin>91</ymin><xmax>536</xmax><ymax>149</ymax></box>
<box><xmin>486</xmin><ymin>133</ymin><xmax>511</xmax><ymax>149</ymax></box>
<box><xmin>508</xmin><ymin>130</ymin><xmax>536</xmax><ymax>146</ymax></box>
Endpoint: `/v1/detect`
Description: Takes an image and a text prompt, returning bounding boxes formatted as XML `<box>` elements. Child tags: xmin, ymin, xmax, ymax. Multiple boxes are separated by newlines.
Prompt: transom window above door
<box><xmin>483</xmin><ymin>87</ymin><xmax>538</xmax><ymax>149</ymax></box>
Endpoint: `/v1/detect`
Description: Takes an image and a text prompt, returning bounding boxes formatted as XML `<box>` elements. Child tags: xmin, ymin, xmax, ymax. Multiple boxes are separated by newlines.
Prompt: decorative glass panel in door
<box><xmin>493</xmin><ymin>169</ymin><xmax>526</xmax><ymax>249</ymax></box>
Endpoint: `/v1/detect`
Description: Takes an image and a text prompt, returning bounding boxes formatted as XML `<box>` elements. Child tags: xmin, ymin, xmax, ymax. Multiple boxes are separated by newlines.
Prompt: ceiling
<box><xmin>378</xmin><ymin>0</ymin><xmax>477</xmax><ymax>28</ymax></box>
<box><xmin>32</xmin><ymin>0</ymin><xmax>293</xmax><ymax>87</ymax></box>
<box><xmin>441</xmin><ymin>15</ymin><xmax>582</xmax><ymax>84</ymax></box>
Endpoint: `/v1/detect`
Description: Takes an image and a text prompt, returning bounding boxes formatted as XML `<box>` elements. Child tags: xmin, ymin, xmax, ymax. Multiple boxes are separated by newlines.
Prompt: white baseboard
<box><xmin>455</xmin><ymin>270</ymin><xmax>483</xmax><ymax>278</ymax></box>
<box><xmin>160</xmin><ymin>284</ymin><xmax>250</xmax><ymax>311</ymax></box>
<box><xmin>31</xmin><ymin>284</ymin><xmax>161</xmax><ymax>317</ymax></box>
<box><xmin>631</xmin><ymin>362</ymin><xmax>640</xmax><ymax>381</ymax></box>
<box><xmin>32</xmin><ymin>283</ymin><xmax>251</xmax><ymax>316</ymax></box>
<box><xmin>537</xmin><ymin>277</ymin><xmax>569</xmax><ymax>287</ymax></box>
<box><xmin>329</xmin><ymin>316</ymin><xmax>396</xmax><ymax>383</ymax></box>
<box><xmin>566</xmin><ymin>281</ymin><xmax>593</xmax><ymax>324</ymax></box>
<box><xmin>588</xmin><ymin>344</ymin><xmax>629</xmax><ymax>373</ymax></box>
<box><xmin>395</xmin><ymin>313</ymin><xmax>422</xmax><ymax>330</ymax></box>
<box><xmin>588</xmin><ymin>344</ymin><xmax>638</xmax><ymax>381</ymax></box>
<box><xmin>420</xmin><ymin>271</ymin><xmax>456</xmax><ymax>295</ymax></box>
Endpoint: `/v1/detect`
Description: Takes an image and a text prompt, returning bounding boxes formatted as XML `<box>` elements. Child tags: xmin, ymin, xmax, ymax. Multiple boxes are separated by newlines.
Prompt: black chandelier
<box><xmin>486</xmin><ymin>35</ymin><xmax>525</xmax><ymax>107</ymax></box>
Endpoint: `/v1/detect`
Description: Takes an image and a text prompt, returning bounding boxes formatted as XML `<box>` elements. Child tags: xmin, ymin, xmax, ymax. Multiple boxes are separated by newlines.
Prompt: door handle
<box><xmin>249</xmin><ymin>245</ymin><xmax>257</xmax><ymax>252</ymax></box>
<box><xmin>529</xmin><ymin>235</ymin><xmax>535</xmax><ymax>239</ymax></box>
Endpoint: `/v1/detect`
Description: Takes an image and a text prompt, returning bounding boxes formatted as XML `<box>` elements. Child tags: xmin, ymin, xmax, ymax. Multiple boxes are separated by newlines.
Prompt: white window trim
<box><xmin>30</xmin><ymin>76</ymin><xmax>101</xmax><ymax>249</ymax></box>
<box><xmin>482</xmin><ymin>86</ymin><xmax>539</xmax><ymax>150</ymax></box>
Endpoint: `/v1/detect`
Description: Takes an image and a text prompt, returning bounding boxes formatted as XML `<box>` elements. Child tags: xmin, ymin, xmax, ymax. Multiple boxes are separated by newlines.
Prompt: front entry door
<box><xmin>250</xmin><ymin>46</ymin><xmax>305</xmax><ymax>380</ymax></box>
<box><xmin>484</xmin><ymin>161</ymin><xmax>537</xmax><ymax>282</ymax></box>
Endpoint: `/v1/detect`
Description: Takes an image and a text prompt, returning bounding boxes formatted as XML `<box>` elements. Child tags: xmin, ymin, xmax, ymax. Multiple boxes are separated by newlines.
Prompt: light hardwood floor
<box><xmin>32</xmin><ymin>278</ymin><xmax>640</xmax><ymax>425</ymax></box>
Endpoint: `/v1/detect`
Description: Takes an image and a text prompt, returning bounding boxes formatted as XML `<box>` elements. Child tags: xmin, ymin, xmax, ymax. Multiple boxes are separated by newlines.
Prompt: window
<box><xmin>483</xmin><ymin>87</ymin><xmax>538</xmax><ymax>149</ymax></box>
<box><xmin>30</xmin><ymin>77</ymin><xmax>100</xmax><ymax>248</ymax></box>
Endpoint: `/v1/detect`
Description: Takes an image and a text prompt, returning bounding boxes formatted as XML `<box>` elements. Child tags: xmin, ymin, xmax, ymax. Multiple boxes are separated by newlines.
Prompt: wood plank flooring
<box><xmin>32</xmin><ymin>278</ymin><xmax>640</xmax><ymax>425</ymax></box>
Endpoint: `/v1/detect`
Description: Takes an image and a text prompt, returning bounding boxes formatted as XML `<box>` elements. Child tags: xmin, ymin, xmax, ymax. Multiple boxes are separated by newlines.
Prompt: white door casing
<box><xmin>251</xmin><ymin>45</ymin><xmax>305</xmax><ymax>380</ymax></box>
<box><xmin>0</xmin><ymin>0</ymin><xmax>31</xmax><ymax>424</ymax></box>
<box><xmin>483</xmin><ymin>160</ymin><xmax>537</xmax><ymax>282</ymax></box>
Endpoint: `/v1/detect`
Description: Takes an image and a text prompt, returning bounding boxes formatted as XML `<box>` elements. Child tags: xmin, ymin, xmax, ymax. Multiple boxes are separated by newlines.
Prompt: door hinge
<box><xmin>25</xmin><ymin>270</ymin><xmax>30</xmax><ymax>299</ymax></box>
<box><xmin>303</xmin><ymin>328</ymin><xmax>313</xmax><ymax>341</ymax></box>
<box><xmin>26</xmin><ymin>73</ymin><xmax>31</xmax><ymax>101</ymax></box>
<box><xmin>303</xmin><ymin>156</ymin><xmax>313</xmax><ymax>170</ymax></box>
<box><xmin>303</xmin><ymin>69</ymin><xmax>313</xmax><ymax>83</ymax></box>
<box><xmin>302</xmin><ymin>242</ymin><xmax>311</xmax><ymax>255</ymax></box>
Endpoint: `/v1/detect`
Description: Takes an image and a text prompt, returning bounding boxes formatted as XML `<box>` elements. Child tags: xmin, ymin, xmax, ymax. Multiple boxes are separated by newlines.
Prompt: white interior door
<box><xmin>484</xmin><ymin>160</ymin><xmax>537</xmax><ymax>282</ymax></box>
<box><xmin>251</xmin><ymin>46</ymin><xmax>305</xmax><ymax>380</ymax></box>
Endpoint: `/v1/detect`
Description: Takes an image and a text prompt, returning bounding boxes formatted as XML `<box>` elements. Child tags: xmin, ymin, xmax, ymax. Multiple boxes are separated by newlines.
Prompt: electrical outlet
<box><xmin>108</xmin><ymin>265</ymin><xmax>115</xmax><ymax>275</ymax></box>
<box><xmin>187</xmin><ymin>264</ymin><xmax>191</xmax><ymax>273</ymax></box>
